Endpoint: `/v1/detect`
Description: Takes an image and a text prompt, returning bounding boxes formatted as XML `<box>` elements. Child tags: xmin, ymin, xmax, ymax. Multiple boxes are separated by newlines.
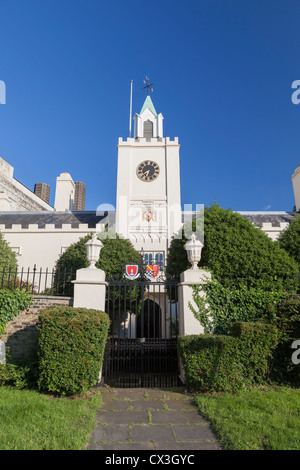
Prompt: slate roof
<box><xmin>181</xmin><ymin>211</ymin><xmax>296</xmax><ymax>227</ymax></box>
<box><xmin>0</xmin><ymin>210</ymin><xmax>295</xmax><ymax>230</ymax></box>
<box><xmin>236</xmin><ymin>211</ymin><xmax>295</xmax><ymax>227</ymax></box>
<box><xmin>0</xmin><ymin>211</ymin><xmax>115</xmax><ymax>229</ymax></box>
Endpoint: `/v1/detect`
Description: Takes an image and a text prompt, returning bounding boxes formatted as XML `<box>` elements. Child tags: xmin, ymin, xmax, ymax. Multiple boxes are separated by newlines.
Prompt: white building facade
<box><xmin>0</xmin><ymin>157</ymin><xmax>53</xmax><ymax>212</ymax></box>
<box><xmin>116</xmin><ymin>94</ymin><xmax>182</xmax><ymax>267</ymax></box>
<box><xmin>0</xmin><ymin>93</ymin><xmax>299</xmax><ymax>275</ymax></box>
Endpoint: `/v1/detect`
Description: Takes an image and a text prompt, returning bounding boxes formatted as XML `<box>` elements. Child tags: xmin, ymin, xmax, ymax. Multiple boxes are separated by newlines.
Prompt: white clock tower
<box><xmin>115</xmin><ymin>88</ymin><xmax>182</xmax><ymax>266</ymax></box>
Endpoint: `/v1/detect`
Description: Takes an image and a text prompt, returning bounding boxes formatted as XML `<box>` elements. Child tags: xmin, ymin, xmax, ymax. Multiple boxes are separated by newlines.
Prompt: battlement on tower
<box><xmin>118</xmin><ymin>137</ymin><xmax>179</xmax><ymax>146</ymax></box>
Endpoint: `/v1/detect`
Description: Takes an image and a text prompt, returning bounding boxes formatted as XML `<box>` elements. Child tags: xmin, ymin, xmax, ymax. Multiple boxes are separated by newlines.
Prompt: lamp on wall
<box><xmin>184</xmin><ymin>233</ymin><xmax>203</xmax><ymax>270</ymax></box>
<box><xmin>85</xmin><ymin>233</ymin><xmax>103</xmax><ymax>268</ymax></box>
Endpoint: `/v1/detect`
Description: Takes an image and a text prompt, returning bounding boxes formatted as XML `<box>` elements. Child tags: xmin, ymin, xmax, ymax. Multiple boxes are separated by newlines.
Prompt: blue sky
<box><xmin>0</xmin><ymin>0</ymin><xmax>299</xmax><ymax>212</ymax></box>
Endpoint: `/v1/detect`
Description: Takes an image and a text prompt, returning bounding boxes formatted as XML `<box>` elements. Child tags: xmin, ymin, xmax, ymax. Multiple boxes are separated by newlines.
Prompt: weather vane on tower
<box><xmin>142</xmin><ymin>76</ymin><xmax>154</xmax><ymax>95</ymax></box>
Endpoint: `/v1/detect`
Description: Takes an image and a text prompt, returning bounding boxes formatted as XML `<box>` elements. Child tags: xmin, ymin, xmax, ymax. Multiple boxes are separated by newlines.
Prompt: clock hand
<box><xmin>144</xmin><ymin>170</ymin><xmax>150</xmax><ymax>177</ymax></box>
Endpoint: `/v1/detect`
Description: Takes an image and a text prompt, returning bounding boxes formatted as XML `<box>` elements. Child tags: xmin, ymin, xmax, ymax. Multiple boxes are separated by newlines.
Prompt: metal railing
<box><xmin>0</xmin><ymin>266</ymin><xmax>76</xmax><ymax>296</ymax></box>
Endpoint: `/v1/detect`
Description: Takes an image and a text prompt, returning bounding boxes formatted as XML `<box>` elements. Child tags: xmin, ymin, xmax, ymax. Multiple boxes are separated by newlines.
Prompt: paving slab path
<box><xmin>87</xmin><ymin>387</ymin><xmax>222</xmax><ymax>450</ymax></box>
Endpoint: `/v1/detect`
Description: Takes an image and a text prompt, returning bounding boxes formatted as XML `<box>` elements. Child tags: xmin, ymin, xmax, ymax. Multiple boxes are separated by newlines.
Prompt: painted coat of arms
<box><xmin>124</xmin><ymin>265</ymin><xmax>140</xmax><ymax>280</ymax></box>
<box><xmin>145</xmin><ymin>264</ymin><xmax>160</xmax><ymax>279</ymax></box>
<box><xmin>142</xmin><ymin>210</ymin><xmax>156</xmax><ymax>222</ymax></box>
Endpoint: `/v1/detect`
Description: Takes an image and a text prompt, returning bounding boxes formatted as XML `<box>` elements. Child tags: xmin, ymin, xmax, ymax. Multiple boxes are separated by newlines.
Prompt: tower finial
<box><xmin>142</xmin><ymin>76</ymin><xmax>154</xmax><ymax>96</ymax></box>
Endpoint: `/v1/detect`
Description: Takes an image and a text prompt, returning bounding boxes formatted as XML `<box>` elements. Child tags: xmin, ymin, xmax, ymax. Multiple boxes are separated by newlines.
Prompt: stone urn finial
<box><xmin>184</xmin><ymin>233</ymin><xmax>204</xmax><ymax>270</ymax></box>
<box><xmin>85</xmin><ymin>233</ymin><xmax>103</xmax><ymax>268</ymax></box>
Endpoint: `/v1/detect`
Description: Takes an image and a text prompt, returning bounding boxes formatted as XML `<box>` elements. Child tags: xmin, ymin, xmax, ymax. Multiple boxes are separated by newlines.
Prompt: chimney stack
<box><xmin>34</xmin><ymin>183</ymin><xmax>50</xmax><ymax>204</ymax></box>
<box><xmin>54</xmin><ymin>172</ymin><xmax>75</xmax><ymax>211</ymax></box>
<box><xmin>74</xmin><ymin>181</ymin><xmax>86</xmax><ymax>211</ymax></box>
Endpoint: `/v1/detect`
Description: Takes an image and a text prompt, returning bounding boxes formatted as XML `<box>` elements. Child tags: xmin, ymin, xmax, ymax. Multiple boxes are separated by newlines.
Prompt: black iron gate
<box><xmin>103</xmin><ymin>278</ymin><xmax>180</xmax><ymax>388</ymax></box>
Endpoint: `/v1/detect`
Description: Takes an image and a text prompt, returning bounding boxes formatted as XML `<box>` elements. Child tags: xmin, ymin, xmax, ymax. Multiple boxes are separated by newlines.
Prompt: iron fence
<box><xmin>103</xmin><ymin>278</ymin><xmax>180</xmax><ymax>388</ymax></box>
<box><xmin>0</xmin><ymin>266</ymin><xmax>76</xmax><ymax>296</ymax></box>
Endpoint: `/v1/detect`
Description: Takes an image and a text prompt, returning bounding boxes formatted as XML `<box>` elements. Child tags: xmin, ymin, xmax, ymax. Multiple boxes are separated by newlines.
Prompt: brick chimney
<box><xmin>34</xmin><ymin>183</ymin><xmax>50</xmax><ymax>204</ymax></box>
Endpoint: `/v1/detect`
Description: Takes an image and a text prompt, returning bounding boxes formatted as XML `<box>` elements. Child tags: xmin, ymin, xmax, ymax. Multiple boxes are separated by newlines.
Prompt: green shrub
<box><xmin>190</xmin><ymin>280</ymin><xmax>287</xmax><ymax>335</ymax></box>
<box><xmin>0</xmin><ymin>289</ymin><xmax>33</xmax><ymax>337</ymax></box>
<box><xmin>270</xmin><ymin>295</ymin><xmax>300</xmax><ymax>386</ymax></box>
<box><xmin>178</xmin><ymin>322</ymin><xmax>278</xmax><ymax>392</ymax></box>
<box><xmin>178</xmin><ymin>334</ymin><xmax>244</xmax><ymax>392</ymax></box>
<box><xmin>0</xmin><ymin>364</ymin><xmax>29</xmax><ymax>389</ymax></box>
<box><xmin>230</xmin><ymin>322</ymin><xmax>279</xmax><ymax>383</ymax></box>
<box><xmin>278</xmin><ymin>213</ymin><xmax>300</xmax><ymax>267</ymax></box>
<box><xmin>37</xmin><ymin>306</ymin><xmax>110</xmax><ymax>396</ymax></box>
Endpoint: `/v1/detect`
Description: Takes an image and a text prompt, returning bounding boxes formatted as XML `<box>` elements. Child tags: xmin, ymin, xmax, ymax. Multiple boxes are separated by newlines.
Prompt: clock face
<box><xmin>136</xmin><ymin>160</ymin><xmax>160</xmax><ymax>182</ymax></box>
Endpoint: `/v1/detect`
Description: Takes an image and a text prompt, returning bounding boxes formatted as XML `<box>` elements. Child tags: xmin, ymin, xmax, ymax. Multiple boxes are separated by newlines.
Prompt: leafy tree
<box><xmin>96</xmin><ymin>234</ymin><xmax>142</xmax><ymax>280</ymax></box>
<box><xmin>55</xmin><ymin>233</ymin><xmax>141</xmax><ymax>279</ymax></box>
<box><xmin>167</xmin><ymin>203</ymin><xmax>299</xmax><ymax>291</ymax></box>
<box><xmin>0</xmin><ymin>232</ymin><xmax>18</xmax><ymax>284</ymax></box>
<box><xmin>53</xmin><ymin>233</ymin><xmax>142</xmax><ymax>300</ymax></box>
<box><xmin>277</xmin><ymin>213</ymin><xmax>300</xmax><ymax>267</ymax></box>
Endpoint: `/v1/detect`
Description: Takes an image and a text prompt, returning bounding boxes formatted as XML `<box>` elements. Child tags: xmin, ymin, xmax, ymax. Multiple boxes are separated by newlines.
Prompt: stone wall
<box><xmin>2</xmin><ymin>295</ymin><xmax>73</xmax><ymax>364</ymax></box>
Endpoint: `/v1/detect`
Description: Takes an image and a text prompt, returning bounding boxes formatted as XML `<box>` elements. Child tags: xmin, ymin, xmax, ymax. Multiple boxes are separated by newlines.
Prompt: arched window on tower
<box><xmin>143</xmin><ymin>120</ymin><xmax>153</xmax><ymax>139</ymax></box>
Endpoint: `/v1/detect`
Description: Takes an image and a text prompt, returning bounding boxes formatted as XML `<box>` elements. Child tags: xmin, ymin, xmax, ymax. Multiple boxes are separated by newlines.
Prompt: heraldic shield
<box><xmin>125</xmin><ymin>265</ymin><xmax>139</xmax><ymax>280</ymax></box>
<box><xmin>145</xmin><ymin>264</ymin><xmax>160</xmax><ymax>279</ymax></box>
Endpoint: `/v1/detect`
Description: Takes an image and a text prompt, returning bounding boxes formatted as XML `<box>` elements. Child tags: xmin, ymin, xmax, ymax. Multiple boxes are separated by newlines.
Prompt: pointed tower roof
<box><xmin>140</xmin><ymin>95</ymin><xmax>157</xmax><ymax>116</ymax></box>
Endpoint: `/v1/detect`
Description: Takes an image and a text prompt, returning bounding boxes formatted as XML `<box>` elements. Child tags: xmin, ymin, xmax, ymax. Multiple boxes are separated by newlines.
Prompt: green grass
<box><xmin>0</xmin><ymin>387</ymin><xmax>102</xmax><ymax>450</ymax></box>
<box><xmin>2</xmin><ymin>384</ymin><xmax>299</xmax><ymax>450</ymax></box>
<box><xmin>194</xmin><ymin>386</ymin><xmax>300</xmax><ymax>450</ymax></box>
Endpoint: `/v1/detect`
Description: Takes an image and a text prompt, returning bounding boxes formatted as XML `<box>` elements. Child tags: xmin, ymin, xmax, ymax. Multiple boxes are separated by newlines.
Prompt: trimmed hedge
<box><xmin>37</xmin><ymin>306</ymin><xmax>110</xmax><ymax>396</ymax></box>
<box><xmin>270</xmin><ymin>295</ymin><xmax>300</xmax><ymax>386</ymax></box>
<box><xmin>178</xmin><ymin>322</ymin><xmax>279</xmax><ymax>392</ymax></box>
